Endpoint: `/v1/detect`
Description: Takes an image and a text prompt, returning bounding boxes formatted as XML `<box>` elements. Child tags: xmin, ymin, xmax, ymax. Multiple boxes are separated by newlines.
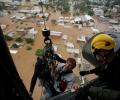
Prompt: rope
<box><xmin>39</xmin><ymin>0</ymin><xmax>47</xmax><ymax>29</ymax></box>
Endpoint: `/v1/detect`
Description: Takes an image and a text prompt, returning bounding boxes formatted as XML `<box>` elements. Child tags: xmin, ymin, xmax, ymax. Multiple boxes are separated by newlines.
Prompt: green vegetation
<box><xmin>47</xmin><ymin>0</ymin><xmax>70</xmax><ymax>14</ymax></box>
<box><xmin>15</xmin><ymin>37</ymin><xmax>23</xmax><ymax>42</ymax></box>
<box><xmin>25</xmin><ymin>38</ymin><xmax>34</xmax><ymax>44</ymax></box>
<box><xmin>73</xmin><ymin>0</ymin><xmax>93</xmax><ymax>15</ymax></box>
<box><xmin>104</xmin><ymin>8</ymin><xmax>113</xmax><ymax>18</ymax></box>
<box><xmin>42</xmin><ymin>15</ymin><xmax>49</xmax><ymax>21</ymax></box>
<box><xmin>47</xmin><ymin>0</ymin><xmax>96</xmax><ymax>15</ymax></box>
<box><xmin>73</xmin><ymin>12</ymin><xmax>80</xmax><ymax>16</ymax></box>
<box><xmin>62</xmin><ymin>3</ymin><xmax>70</xmax><ymax>12</ymax></box>
<box><xmin>4</xmin><ymin>35</ymin><xmax>13</xmax><ymax>41</ymax></box>
<box><xmin>35</xmin><ymin>49</ymin><xmax>44</xmax><ymax>57</ymax></box>
<box><xmin>88</xmin><ymin>10</ymin><xmax>94</xmax><ymax>16</ymax></box>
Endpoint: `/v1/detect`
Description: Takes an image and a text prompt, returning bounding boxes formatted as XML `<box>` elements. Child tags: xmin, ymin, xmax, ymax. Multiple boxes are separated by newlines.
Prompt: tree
<box><xmin>4</xmin><ymin>35</ymin><xmax>13</xmax><ymax>41</ymax></box>
<box><xmin>25</xmin><ymin>38</ymin><xmax>34</xmax><ymax>44</ymax></box>
<box><xmin>88</xmin><ymin>10</ymin><xmax>94</xmax><ymax>16</ymax></box>
<box><xmin>15</xmin><ymin>37</ymin><xmax>23</xmax><ymax>43</ymax></box>
<box><xmin>63</xmin><ymin>3</ymin><xmax>70</xmax><ymax>12</ymax></box>
<box><xmin>47</xmin><ymin>0</ymin><xmax>70</xmax><ymax>13</ymax></box>
<box><xmin>73</xmin><ymin>0</ymin><xmax>93</xmax><ymax>14</ymax></box>
<box><xmin>35</xmin><ymin>49</ymin><xmax>44</xmax><ymax>56</ymax></box>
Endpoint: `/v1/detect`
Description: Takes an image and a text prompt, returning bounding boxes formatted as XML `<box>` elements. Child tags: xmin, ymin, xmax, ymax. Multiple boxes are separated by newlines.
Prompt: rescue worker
<box><xmin>79</xmin><ymin>33</ymin><xmax>120</xmax><ymax>100</ymax></box>
<box><xmin>29</xmin><ymin>46</ymin><xmax>66</xmax><ymax>99</ymax></box>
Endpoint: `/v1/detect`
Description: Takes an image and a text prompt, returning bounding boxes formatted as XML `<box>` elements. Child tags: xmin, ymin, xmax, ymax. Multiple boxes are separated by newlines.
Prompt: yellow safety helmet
<box><xmin>91</xmin><ymin>34</ymin><xmax>115</xmax><ymax>53</ymax></box>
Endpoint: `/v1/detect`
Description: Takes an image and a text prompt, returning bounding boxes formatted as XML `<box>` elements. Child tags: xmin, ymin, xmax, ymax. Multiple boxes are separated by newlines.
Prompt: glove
<box><xmin>80</xmin><ymin>71</ymin><xmax>89</xmax><ymax>76</ymax></box>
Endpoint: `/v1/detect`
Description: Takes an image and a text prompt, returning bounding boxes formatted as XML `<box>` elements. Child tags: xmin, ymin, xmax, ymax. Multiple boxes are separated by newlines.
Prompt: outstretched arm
<box><xmin>80</xmin><ymin>65</ymin><xmax>105</xmax><ymax>76</ymax></box>
<box><xmin>53</xmin><ymin>54</ymin><xmax>66</xmax><ymax>63</ymax></box>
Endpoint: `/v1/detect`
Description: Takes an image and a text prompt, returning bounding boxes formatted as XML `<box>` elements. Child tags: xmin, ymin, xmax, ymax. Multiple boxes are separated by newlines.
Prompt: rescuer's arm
<box><xmin>53</xmin><ymin>54</ymin><xmax>66</xmax><ymax>63</ymax></box>
<box><xmin>80</xmin><ymin>66</ymin><xmax>105</xmax><ymax>76</ymax></box>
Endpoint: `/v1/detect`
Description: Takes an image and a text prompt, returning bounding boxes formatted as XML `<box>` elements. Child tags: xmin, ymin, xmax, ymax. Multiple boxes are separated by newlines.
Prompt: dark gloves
<box><xmin>80</xmin><ymin>71</ymin><xmax>90</xmax><ymax>76</ymax></box>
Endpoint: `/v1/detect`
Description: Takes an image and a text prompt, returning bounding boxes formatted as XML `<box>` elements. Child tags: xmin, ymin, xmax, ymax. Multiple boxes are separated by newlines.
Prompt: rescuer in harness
<box><xmin>29</xmin><ymin>27</ymin><xmax>81</xmax><ymax>99</ymax></box>
<box><xmin>29</xmin><ymin>28</ymin><xmax>66</xmax><ymax>99</ymax></box>
<box><xmin>29</xmin><ymin>43</ymin><xmax>66</xmax><ymax>99</ymax></box>
<box><xmin>79</xmin><ymin>33</ymin><xmax>120</xmax><ymax>100</ymax></box>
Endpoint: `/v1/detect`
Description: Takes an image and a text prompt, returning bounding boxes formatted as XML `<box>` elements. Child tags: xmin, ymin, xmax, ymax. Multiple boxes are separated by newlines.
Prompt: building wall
<box><xmin>0</xmin><ymin>0</ymin><xmax>12</xmax><ymax>2</ymax></box>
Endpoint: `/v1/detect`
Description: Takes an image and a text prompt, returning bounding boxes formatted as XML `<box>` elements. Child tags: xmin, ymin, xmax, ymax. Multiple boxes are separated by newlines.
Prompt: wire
<box><xmin>39</xmin><ymin>0</ymin><xmax>47</xmax><ymax>29</ymax></box>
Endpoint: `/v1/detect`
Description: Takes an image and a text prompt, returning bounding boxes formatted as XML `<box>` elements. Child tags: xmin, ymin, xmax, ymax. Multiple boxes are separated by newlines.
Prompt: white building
<box><xmin>77</xmin><ymin>36</ymin><xmax>86</xmax><ymax>43</ymax></box>
<box><xmin>0</xmin><ymin>0</ymin><xmax>12</xmax><ymax>2</ymax></box>
<box><xmin>112</xmin><ymin>7</ymin><xmax>117</xmax><ymax>13</ymax></box>
<box><xmin>93</xmin><ymin>8</ymin><xmax>104</xmax><ymax>16</ymax></box>
<box><xmin>91</xmin><ymin>27</ymin><xmax>100</xmax><ymax>34</ymax></box>
<box><xmin>50</xmin><ymin>31</ymin><xmax>62</xmax><ymax>37</ymax></box>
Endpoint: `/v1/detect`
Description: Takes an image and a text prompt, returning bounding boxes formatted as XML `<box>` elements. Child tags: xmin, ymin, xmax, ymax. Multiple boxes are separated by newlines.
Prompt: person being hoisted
<box><xmin>54</xmin><ymin>58</ymin><xmax>80</xmax><ymax>93</ymax></box>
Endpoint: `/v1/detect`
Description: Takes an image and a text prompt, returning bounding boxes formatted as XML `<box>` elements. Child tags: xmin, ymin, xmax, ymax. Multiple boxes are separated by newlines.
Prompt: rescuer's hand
<box><xmin>80</xmin><ymin>71</ymin><xmax>90</xmax><ymax>76</ymax></box>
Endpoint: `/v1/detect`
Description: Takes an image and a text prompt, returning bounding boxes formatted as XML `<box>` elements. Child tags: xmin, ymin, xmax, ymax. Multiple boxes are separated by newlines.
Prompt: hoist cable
<box><xmin>39</xmin><ymin>0</ymin><xmax>47</xmax><ymax>29</ymax></box>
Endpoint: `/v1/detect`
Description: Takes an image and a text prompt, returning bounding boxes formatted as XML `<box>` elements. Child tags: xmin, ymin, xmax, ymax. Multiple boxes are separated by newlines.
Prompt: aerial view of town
<box><xmin>0</xmin><ymin>0</ymin><xmax>120</xmax><ymax>100</ymax></box>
